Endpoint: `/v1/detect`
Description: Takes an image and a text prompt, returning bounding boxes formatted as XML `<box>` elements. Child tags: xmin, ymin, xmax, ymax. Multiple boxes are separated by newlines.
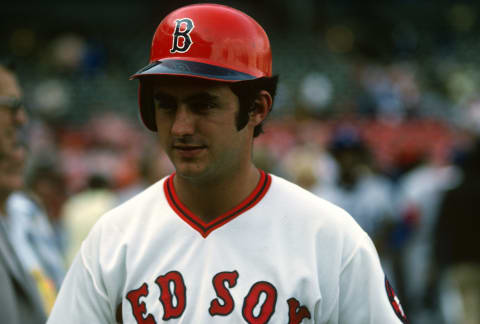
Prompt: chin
<box><xmin>176</xmin><ymin>168</ymin><xmax>205</xmax><ymax>179</ymax></box>
<box><xmin>175</xmin><ymin>165</ymin><xmax>214</xmax><ymax>183</ymax></box>
<box><xmin>2</xmin><ymin>171</ymin><xmax>24</xmax><ymax>191</ymax></box>
<box><xmin>1</xmin><ymin>178</ymin><xmax>24</xmax><ymax>193</ymax></box>
<box><xmin>10</xmin><ymin>176</ymin><xmax>24</xmax><ymax>190</ymax></box>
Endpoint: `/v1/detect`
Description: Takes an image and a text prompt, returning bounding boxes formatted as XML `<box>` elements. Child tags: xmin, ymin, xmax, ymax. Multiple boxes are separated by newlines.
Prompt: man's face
<box><xmin>153</xmin><ymin>77</ymin><xmax>253</xmax><ymax>183</ymax></box>
<box><xmin>0</xmin><ymin>67</ymin><xmax>27</xmax><ymax>195</ymax></box>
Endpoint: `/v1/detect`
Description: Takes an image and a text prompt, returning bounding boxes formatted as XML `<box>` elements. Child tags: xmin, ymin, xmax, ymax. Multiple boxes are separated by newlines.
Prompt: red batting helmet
<box><xmin>130</xmin><ymin>3</ymin><xmax>272</xmax><ymax>131</ymax></box>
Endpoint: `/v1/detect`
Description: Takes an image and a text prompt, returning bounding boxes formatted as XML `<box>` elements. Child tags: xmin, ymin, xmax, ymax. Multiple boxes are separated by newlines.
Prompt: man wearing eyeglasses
<box><xmin>0</xmin><ymin>70</ymin><xmax>26</xmax><ymax>192</ymax></box>
<box><xmin>0</xmin><ymin>60</ymin><xmax>47</xmax><ymax>324</ymax></box>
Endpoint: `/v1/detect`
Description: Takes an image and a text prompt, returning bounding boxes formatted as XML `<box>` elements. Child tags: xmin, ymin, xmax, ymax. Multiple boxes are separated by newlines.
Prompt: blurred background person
<box><xmin>312</xmin><ymin>124</ymin><xmax>399</xmax><ymax>288</ymax></box>
<box><xmin>61</xmin><ymin>139</ymin><xmax>175</xmax><ymax>266</ymax></box>
<box><xmin>393</xmin><ymin>138</ymin><xmax>461</xmax><ymax>323</ymax></box>
<box><xmin>434</xmin><ymin>139</ymin><xmax>480</xmax><ymax>324</ymax></box>
<box><xmin>61</xmin><ymin>173</ymin><xmax>117</xmax><ymax>266</ymax></box>
<box><xmin>24</xmin><ymin>156</ymin><xmax>69</xmax><ymax>255</ymax></box>
<box><xmin>5</xmin><ymin>153</ymin><xmax>68</xmax><ymax>301</ymax></box>
<box><xmin>6</xmin><ymin>182</ymin><xmax>66</xmax><ymax>312</ymax></box>
<box><xmin>116</xmin><ymin>139</ymin><xmax>174</xmax><ymax>204</ymax></box>
<box><xmin>2</xmin><ymin>58</ymin><xmax>66</xmax><ymax>314</ymax></box>
<box><xmin>0</xmin><ymin>58</ymin><xmax>47</xmax><ymax>323</ymax></box>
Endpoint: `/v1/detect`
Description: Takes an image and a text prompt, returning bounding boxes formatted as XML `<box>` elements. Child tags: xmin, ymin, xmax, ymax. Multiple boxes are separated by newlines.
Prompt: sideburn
<box><xmin>235</xmin><ymin>105</ymin><xmax>251</xmax><ymax>132</ymax></box>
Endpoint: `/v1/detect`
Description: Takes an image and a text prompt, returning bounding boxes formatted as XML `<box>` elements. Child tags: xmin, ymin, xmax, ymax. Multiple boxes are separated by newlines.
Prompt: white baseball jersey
<box><xmin>47</xmin><ymin>171</ymin><xmax>407</xmax><ymax>323</ymax></box>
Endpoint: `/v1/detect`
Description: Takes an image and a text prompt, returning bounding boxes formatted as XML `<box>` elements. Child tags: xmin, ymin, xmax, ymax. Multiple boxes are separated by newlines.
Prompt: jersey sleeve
<box><xmin>46</xmin><ymin>217</ymin><xmax>118</xmax><ymax>324</ymax></box>
<box><xmin>46</xmin><ymin>252</ymin><xmax>112</xmax><ymax>323</ymax></box>
<box><xmin>334</xmin><ymin>232</ymin><xmax>407</xmax><ymax>324</ymax></box>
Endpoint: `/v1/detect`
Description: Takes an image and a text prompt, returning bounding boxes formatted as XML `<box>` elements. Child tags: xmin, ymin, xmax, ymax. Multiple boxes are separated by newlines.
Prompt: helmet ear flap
<box><xmin>138</xmin><ymin>80</ymin><xmax>157</xmax><ymax>132</ymax></box>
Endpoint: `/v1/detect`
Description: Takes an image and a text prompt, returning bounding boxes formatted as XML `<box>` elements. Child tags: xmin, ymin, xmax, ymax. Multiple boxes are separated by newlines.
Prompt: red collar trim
<box><xmin>164</xmin><ymin>170</ymin><xmax>271</xmax><ymax>238</ymax></box>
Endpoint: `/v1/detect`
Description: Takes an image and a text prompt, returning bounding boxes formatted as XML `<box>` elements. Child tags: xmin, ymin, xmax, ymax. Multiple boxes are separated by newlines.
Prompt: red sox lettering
<box><xmin>209</xmin><ymin>271</ymin><xmax>239</xmax><ymax>316</ymax></box>
<box><xmin>242</xmin><ymin>281</ymin><xmax>277</xmax><ymax>324</ymax></box>
<box><xmin>170</xmin><ymin>18</ymin><xmax>195</xmax><ymax>54</ymax></box>
<box><xmin>126</xmin><ymin>283</ymin><xmax>157</xmax><ymax>324</ymax></box>
<box><xmin>156</xmin><ymin>271</ymin><xmax>187</xmax><ymax>320</ymax></box>
<box><xmin>126</xmin><ymin>270</ymin><xmax>312</xmax><ymax>324</ymax></box>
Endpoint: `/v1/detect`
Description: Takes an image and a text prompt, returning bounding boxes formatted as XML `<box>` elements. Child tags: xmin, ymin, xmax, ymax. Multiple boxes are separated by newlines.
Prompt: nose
<box><xmin>171</xmin><ymin>106</ymin><xmax>195</xmax><ymax>137</ymax></box>
<box><xmin>14</xmin><ymin>106</ymin><xmax>28</xmax><ymax>126</ymax></box>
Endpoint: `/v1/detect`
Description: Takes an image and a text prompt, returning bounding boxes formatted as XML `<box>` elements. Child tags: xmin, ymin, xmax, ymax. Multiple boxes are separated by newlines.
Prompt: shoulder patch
<box><xmin>385</xmin><ymin>276</ymin><xmax>408</xmax><ymax>323</ymax></box>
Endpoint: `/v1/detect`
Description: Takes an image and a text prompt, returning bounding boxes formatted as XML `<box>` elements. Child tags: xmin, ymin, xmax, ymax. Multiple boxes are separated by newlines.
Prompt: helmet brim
<box><xmin>130</xmin><ymin>59</ymin><xmax>258</xmax><ymax>82</ymax></box>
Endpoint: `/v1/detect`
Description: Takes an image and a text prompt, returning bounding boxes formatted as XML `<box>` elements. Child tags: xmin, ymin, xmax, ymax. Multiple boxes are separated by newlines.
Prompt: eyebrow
<box><xmin>153</xmin><ymin>91</ymin><xmax>219</xmax><ymax>104</ymax></box>
<box><xmin>184</xmin><ymin>92</ymin><xmax>219</xmax><ymax>103</ymax></box>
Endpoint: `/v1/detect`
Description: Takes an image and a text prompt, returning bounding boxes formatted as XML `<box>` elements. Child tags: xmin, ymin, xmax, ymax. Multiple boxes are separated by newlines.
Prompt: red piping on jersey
<box><xmin>164</xmin><ymin>170</ymin><xmax>272</xmax><ymax>238</ymax></box>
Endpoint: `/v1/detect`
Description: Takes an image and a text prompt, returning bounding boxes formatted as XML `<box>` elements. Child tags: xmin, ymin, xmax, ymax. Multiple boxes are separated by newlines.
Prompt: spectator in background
<box><xmin>279</xmin><ymin>142</ymin><xmax>330</xmax><ymax>191</ymax></box>
<box><xmin>116</xmin><ymin>141</ymin><xmax>174</xmax><ymax>204</ymax></box>
<box><xmin>0</xmin><ymin>59</ymin><xmax>47</xmax><ymax>323</ymax></box>
<box><xmin>2</xmin><ymin>62</ymin><xmax>66</xmax><ymax>314</ymax></box>
<box><xmin>6</xmin><ymin>190</ymin><xmax>66</xmax><ymax>311</ymax></box>
<box><xmin>312</xmin><ymin>125</ymin><xmax>398</xmax><ymax>286</ymax></box>
<box><xmin>394</xmin><ymin>141</ymin><xmax>460</xmax><ymax>323</ymax></box>
<box><xmin>25</xmin><ymin>156</ymin><xmax>69</xmax><ymax>254</ymax></box>
<box><xmin>61</xmin><ymin>173</ymin><xmax>117</xmax><ymax>265</ymax></box>
<box><xmin>6</xmin><ymin>155</ymin><xmax>67</xmax><ymax>299</ymax></box>
<box><xmin>434</xmin><ymin>140</ymin><xmax>480</xmax><ymax>324</ymax></box>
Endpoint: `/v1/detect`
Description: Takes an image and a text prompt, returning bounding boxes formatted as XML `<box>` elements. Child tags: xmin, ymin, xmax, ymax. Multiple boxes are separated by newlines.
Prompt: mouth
<box><xmin>173</xmin><ymin>145</ymin><xmax>205</xmax><ymax>150</ymax></box>
<box><xmin>172</xmin><ymin>145</ymin><xmax>207</xmax><ymax>157</ymax></box>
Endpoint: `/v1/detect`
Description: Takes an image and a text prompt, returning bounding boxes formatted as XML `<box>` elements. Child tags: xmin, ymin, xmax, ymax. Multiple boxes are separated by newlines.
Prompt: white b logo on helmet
<box><xmin>170</xmin><ymin>18</ymin><xmax>195</xmax><ymax>53</ymax></box>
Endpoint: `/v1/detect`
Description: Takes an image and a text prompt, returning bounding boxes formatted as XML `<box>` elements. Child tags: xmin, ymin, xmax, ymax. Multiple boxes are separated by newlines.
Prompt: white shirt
<box><xmin>313</xmin><ymin>174</ymin><xmax>395</xmax><ymax>236</ymax></box>
<box><xmin>6</xmin><ymin>192</ymin><xmax>65</xmax><ymax>289</ymax></box>
<box><xmin>48</xmin><ymin>172</ymin><xmax>406</xmax><ymax>323</ymax></box>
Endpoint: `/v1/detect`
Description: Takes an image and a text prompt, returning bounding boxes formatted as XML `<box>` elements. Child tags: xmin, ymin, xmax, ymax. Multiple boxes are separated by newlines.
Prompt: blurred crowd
<box><xmin>2</xmin><ymin>1</ymin><xmax>480</xmax><ymax>323</ymax></box>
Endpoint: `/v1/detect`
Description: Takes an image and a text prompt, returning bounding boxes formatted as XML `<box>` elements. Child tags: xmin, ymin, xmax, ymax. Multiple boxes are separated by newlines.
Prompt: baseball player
<box><xmin>48</xmin><ymin>4</ymin><xmax>408</xmax><ymax>323</ymax></box>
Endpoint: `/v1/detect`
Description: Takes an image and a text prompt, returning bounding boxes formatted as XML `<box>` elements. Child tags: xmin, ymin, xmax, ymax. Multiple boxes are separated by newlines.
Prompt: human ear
<box><xmin>249</xmin><ymin>90</ymin><xmax>272</xmax><ymax>126</ymax></box>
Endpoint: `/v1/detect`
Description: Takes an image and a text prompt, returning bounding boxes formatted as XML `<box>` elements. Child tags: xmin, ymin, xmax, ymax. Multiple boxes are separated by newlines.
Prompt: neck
<box><xmin>173</xmin><ymin>163</ymin><xmax>260</xmax><ymax>223</ymax></box>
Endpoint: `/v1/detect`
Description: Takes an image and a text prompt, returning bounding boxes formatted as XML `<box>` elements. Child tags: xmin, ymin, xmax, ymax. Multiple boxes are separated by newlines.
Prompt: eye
<box><xmin>190</xmin><ymin>100</ymin><xmax>217</xmax><ymax>113</ymax></box>
<box><xmin>153</xmin><ymin>94</ymin><xmax>176</xmax><ymax>112</ymax></box>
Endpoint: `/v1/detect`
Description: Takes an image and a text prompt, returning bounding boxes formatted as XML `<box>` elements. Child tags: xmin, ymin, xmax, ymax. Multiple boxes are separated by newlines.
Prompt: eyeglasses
<box><xmin>0</xmin><ymin>96</ymin><xmax>24</xmax><ymax>112</ymax></box>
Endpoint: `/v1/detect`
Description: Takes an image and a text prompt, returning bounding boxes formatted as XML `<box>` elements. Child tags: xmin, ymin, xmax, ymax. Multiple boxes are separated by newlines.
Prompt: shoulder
<box><xmin>93</xmin><ymin>176</ymin><xmax>169</xmax><ymax>233</ymax></box>
<box><xmin>266</xmin><ymin>175</ymin><xmax>382</xmax><ymax>309</ymax></box>
<box><xmin>266</xmin><ymin>174</ymin><xmax>369</xmax><ymax>249</ymax></box>
<box><xmin>6</xmin><ymin>192</ymin><xmax>52</xmax><ymax>232</ymax></box>
<box><xmin>79</xmin><ymin>176</ymin><xmax>171</xmax><ymax>250</ymax></box>
<box><xmin>269</xmin><ymin>174</ymin><xmax>340</xmax><ymax>207</ymax></box>
<box><xmin>6</xmin><ymin>192</ymin><xmax>38</xmax><ymax>217</ymax></box>
<box><xmin>268</xmin><ymin>174</ymin><xmax>359</xmax><ymax>226</ymax></box>
<box><xmin>75</xmin><ymin>177</ymin><xmax>169</xmax><ymax>278</ymax></box>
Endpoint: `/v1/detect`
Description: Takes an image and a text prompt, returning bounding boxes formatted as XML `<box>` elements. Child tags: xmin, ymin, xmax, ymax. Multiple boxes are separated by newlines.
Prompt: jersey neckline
<box><xmin>164</xmin><ymin>170</ymin><xmax>272</xmax><ymax>238</ymax></box>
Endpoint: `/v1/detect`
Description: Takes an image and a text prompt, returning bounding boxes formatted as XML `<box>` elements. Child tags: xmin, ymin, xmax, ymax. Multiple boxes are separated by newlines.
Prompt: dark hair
<box><xmin>138</xmin><ymin>75</ymin><xmax>279</xmax><ymax>135</ymax></box>
<box><xmin>230</xmin><ymin>75</ymin><xmax>279</xmax><ymax>137</ymax></box>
